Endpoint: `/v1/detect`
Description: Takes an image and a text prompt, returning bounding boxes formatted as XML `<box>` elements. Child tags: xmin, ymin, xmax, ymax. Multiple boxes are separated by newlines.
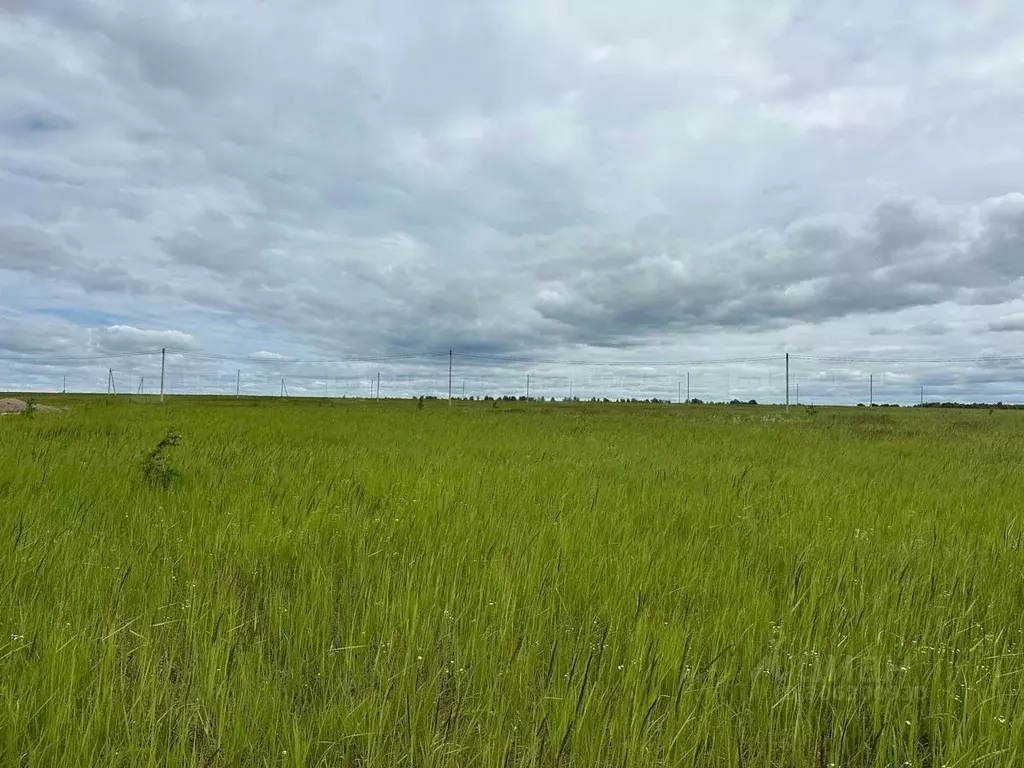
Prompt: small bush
<box><xmin>142</xmin><ymin>431</ymin><xmax>182</xmax><ymax>489</ymax></box>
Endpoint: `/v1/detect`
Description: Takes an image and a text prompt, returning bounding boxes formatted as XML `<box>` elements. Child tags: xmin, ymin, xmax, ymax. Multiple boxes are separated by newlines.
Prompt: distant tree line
<box><xmin>416</xmin><ymin>396</ymin><xmax>1021</xmax><ymax>408</ymax></box>
<box><xmin>854</xmin><ymin>402</ymin><xmax>1024</xmax><ymax>409</ymax></box>
<box><xmin>436</xmin><ymin>395</ymin><xmax>760</xmax><ymax>405</ymax></box>
<box><xmin>914</xmin><ymin>401</ymin><xmax>1024</xmax><ymax>410</ymax></box>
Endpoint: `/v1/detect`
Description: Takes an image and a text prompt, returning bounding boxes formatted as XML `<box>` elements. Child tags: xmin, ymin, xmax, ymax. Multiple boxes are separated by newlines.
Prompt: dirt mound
<box><xmin>0</xmin><ymin>398</ymin><xmax>63</xmax><ymax>414</ymax></box>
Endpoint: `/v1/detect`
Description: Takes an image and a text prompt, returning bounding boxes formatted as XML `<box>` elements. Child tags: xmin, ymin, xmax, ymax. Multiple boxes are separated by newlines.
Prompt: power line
<box><xmin>791</xmin><ymin>354</ymin><xmax>1024</xmax><ymax>364</ymax></box>
<box><xmin>180</xmin><ymin>351</ymin><xmax>449</xmax><ymax>364</ymax></box>
<box><xmin>0</xmin><ymin>351</ymin><xmax>154</xmax><ymax>363</ymax></box>
<box><xmin>457</xmin><ymin>353</ymin><xmax>783</xmax><ymax>367</ymax></box>
<box><xmin>6</xmin><ymin>348</ymin><xmax>1024</xmax><ymax>369</ymax></box>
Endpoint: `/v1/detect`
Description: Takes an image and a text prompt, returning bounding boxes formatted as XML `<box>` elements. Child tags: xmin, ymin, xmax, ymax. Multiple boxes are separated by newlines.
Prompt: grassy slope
<box><xmin>2</xmin><ymin>398</ymin><xmax>1023</xmax><ymax>766</ymax></box>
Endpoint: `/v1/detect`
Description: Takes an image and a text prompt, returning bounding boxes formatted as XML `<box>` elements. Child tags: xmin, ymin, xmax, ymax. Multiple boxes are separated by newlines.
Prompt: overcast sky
<box><xmin>2</xmin><ymin>0</ymin><xmax>1024</xmax><ymax>403</ymax></box>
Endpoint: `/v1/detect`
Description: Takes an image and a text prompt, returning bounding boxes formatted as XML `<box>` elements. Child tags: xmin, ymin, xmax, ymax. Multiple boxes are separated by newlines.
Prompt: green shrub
<box><xmin>141</xmin><ymin>430</ymin><xmax>181</xmax><ymax>489</ymax></box>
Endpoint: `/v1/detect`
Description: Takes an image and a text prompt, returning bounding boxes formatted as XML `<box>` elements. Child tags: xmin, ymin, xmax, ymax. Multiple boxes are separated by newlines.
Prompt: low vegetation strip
<box><xmin>1</xmin><ymin>398</ymin><xmax>1023</xmax><ymax>766</ymax></box>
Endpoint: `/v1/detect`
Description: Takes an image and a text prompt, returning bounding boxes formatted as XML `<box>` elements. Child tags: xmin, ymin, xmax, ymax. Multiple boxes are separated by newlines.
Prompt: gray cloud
<box><xmin>989</xmin><ymin>316</ymin><xmax>1024</xmax><ymax>333</ymax></box>
<box><xmin>0</xmin><ymin>220</ymin><xmax>152</xmax><ymax>294</ymax></box>
<box><xmin>526</xmin><ymin>194</ymin><xmax>1024</xmax><ymax>345</ymax></box>
<box><xmin>0</xmin><ymin>310</ymin><xmax>88</xmax><ymax>356</ymax></box>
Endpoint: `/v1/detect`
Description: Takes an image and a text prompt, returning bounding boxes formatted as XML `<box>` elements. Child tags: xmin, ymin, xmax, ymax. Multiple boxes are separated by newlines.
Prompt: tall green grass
<box><xmin>2</xmin><ymin>399</ymin><xmax>1024</xmax><ymax>766</ymax></box>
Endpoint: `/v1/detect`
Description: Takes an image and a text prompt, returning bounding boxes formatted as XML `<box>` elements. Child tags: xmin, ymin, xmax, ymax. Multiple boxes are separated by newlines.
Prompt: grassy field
<box><xmin>2</xmin><ymin>397</ymin><xmax>1024</xmax><ymax>766</ymax></box>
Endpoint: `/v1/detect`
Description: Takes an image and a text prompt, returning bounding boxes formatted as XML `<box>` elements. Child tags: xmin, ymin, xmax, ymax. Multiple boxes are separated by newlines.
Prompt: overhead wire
<box><xmin>0</xmin><ymin>350</ymin><xmax>154</xmax><ymax>363</ymax></box>
<box><xmin>4</xmin><ymin>349</ymin><xmax>1024</xmax><ymax>367</ymax></box>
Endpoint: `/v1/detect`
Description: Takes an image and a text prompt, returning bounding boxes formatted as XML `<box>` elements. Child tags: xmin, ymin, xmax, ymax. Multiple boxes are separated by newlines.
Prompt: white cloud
<box><xmin>93</xmin><ymin>325</ymin><xmax>198</xmax><ymax>354</ymax></box>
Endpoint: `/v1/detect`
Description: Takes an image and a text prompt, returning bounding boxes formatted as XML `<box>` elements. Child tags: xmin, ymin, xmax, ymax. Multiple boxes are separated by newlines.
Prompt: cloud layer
<box><xmin>2</xmin><ymin>0</ymin><xmax>1024</xmax><ymax>402</ymax></box>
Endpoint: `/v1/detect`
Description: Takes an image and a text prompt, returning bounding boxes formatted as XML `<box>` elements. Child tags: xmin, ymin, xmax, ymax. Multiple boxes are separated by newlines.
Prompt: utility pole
<box><xmin>107</xmin><ymin>368</ymin><xmax>115</xmax><ymax>395</ymax></box>
<box><xmin>526</xmin><ymin>374</ymin><xmax>531</xmax><ymax>400</ymax></box>
<box><xmin>377</xmin><ymin>372</ymin><xmax>381</xmax><ymax>400</ymax></box>
<box><xmin>159</xmin><ymin>348</ymin><xmax>166</xmax><ymax>403</ymax></box>
<box><xmin>137</xmin><ymin>377</ymin><xmax>144</xmax><ymax>395</ymax></box>
<box><xmin>678</xmin><ymin>380</ymin><xmax>681</xmax><ymax>404</ymax></box>
<box><xmin>569</xmin><ymin>380</ymin><xmax>573</xmax><ymax>401</ymax></box>
<box><xmin>236</xmin><ymin>369</ymin><xmax>240</xmax><ymax>398</ymax></box>
<box><xmin>280</xmin><ymin>378</ymin><xmax>285</xmax><ymax>398</ymax></box>
<box><xmin>62</xmin><ymin>374</ymin><xmax>66</xmax><ymax>394</ymax></box>
<box><xmin>870</xmin><ymin>374</ymin><xmax>874</xmax><ymax>406</ymax></box>
<box><xmin>920</xmin><ymin>384</ymin><xmax>924</xmax><ymax>406</ymax></box>
<box><xmin>448</xmin><ymin>350</ymin><xmax>453</xmax><ymax>406</ymax></box>
<box><xmin>686</xmin><ymin>372</ymin><xmax>690</xmax><ymax>403</ymax></box>
<box><xmin>796</xmin><ymin>383</ymin><xmax>800</xmax><ymax>405</ymax></box>
<box><xmin>785</xmin><ymin>353</ymin><xmax>790</xmax><ymax>408</ymax></box>
<box><xmin>461</xmin><ymin>380</ymin><xmax>465</xmax><ymax>399</ymax></box>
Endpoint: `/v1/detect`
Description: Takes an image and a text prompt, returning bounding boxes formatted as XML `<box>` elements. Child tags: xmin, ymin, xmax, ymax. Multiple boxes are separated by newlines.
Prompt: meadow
<box><xmin>2</xmin><ymin>397</ymin><xmax>1023</xmax><ymax>767</ymax></box>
